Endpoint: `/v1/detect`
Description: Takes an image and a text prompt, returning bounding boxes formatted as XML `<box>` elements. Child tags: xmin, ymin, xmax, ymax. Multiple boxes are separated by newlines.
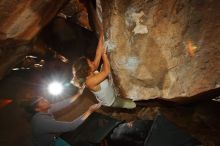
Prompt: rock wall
<box><xmin>101</xmin><ymin>0</ymin><xmax>220</xmax><ymax>100</ymax></box>
<box><xmin>0</xmin><ymin>0</ymin><xmax>68</xmax><ymax>79</ymax></box>
<box><xmin>0</xmin><ymin>0</ymin><xmax>68</xmax><ymax>41</ymax></box>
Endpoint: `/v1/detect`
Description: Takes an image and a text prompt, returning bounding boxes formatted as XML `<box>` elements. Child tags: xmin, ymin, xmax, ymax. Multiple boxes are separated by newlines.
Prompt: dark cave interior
<box><xmin>0</xmin><ymin>0</ymin><xmax>220</xmax><ymax>146</ymax></box>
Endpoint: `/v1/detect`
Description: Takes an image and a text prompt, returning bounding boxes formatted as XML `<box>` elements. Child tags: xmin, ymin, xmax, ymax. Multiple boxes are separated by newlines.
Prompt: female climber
<box><xmin>71</xmin><ymin>31</ymin><xmax>136</xmax><ymax>109</ymax></box>
<box><xmin>71</xmin><ymin>0</ymin><xmax>136</xmax><ymax>109</ymax></box>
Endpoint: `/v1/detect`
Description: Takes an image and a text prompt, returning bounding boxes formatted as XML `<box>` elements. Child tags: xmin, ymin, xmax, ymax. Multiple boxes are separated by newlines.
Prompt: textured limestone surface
<box><xmin>102</xmin><ymin>0</ymin><xmax>220</xmax><ymax>100</ymax></box>
<box><xmin>0</xmin><ymin>0</ymin><xmax>68</xmax><ymax>79</ymax></box>
<box><xmin>0</xmin><ymin>0</ymin><xmax>219</xmax><ymax>101</ymax></box>
<box><xmin>0</xmin><ymin>0</ymin><xmax>94</xmax><ymax>80</ymax></box>
<box><xmin>0</xmin><ymin>0</ymin><xmax>68</xmax><ymax>41</ymax></box>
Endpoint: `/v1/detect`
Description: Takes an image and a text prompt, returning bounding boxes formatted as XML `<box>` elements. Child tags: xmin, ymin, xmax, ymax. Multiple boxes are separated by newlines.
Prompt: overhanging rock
<box><xmin>101</xmin><ymin>0</ymin><xmax>220</xmax><ymax>101</ymax></box>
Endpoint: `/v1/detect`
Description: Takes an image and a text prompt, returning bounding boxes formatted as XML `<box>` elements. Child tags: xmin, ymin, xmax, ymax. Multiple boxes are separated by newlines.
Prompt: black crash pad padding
<box><xmin>61</xmin><ymin>112</ymin><xmax>122</xmax><ymax>145</ymax></box>
<box><xmin>144</xmin><ymin>114</ymin><xmax>202</xmax><ymax>146</ymax></box>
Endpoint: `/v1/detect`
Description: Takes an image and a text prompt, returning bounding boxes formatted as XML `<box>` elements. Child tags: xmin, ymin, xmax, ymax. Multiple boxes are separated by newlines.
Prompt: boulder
<box><xmin>101</xmin><ymin>0</ymin><xmax>220</xmax><ymax>100</ymax></box>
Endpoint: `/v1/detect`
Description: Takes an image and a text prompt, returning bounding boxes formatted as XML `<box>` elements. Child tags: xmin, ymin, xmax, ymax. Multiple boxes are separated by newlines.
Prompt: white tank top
<box><xmin>92</xmin><ymin>79</ymin><xmax>115</xmax><ymax>106</ymax></box>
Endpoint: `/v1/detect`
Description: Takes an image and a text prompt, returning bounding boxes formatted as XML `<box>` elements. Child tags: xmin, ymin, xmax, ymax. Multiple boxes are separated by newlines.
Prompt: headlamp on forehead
<box><xmin>48</xmin><ymin>81</ymin><xmax>64</xmax><ymax>96</ymax></box>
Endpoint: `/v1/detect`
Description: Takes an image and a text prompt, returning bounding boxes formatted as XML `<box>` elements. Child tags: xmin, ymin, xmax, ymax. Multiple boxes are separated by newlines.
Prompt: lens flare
<box><xmin>48</xmin><ymin>82</ymin><xmax>63</xmax><ymax>95</ymax></box>
<box><xmin>0</xmin><ymin>99</ymin><xmax>13</xmax><ymax>109</ymax></box>
<box><xmin>187</xmin><ymin>40</ymin><xmax>197</xmax><ymax>57</ymax></box>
